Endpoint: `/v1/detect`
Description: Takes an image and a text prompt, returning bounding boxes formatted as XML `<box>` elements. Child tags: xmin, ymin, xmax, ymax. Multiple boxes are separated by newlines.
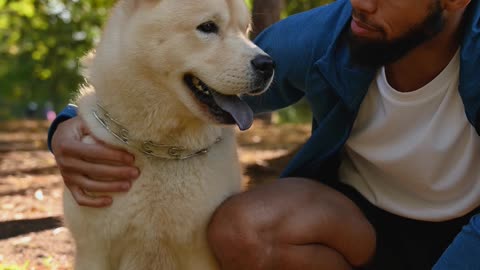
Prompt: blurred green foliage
<box><xmin>0</xmin><ymin>0</ymin><xmax>332</xmax><ymax>120</ymax></box>
<box><xmin>284</xmin><ymin>0</ymin><xmax>335</xmax><ymax>19</ymax></box>
<box><xmin>0</xmin><ymin>0</ymin><xmax>114</xmax><ymax>119</ymax></box>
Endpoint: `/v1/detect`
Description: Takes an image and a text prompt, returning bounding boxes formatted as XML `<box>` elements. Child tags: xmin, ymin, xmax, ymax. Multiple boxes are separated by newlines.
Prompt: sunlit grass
<box><xmin>0</xmin><ymin>262</ymin><xmax>30</xmax><ymax>270</ymax></box>
<box><xmin>0</xmin><ymin>257</ymin><xmax>57</xmax><ymax>270</ymax></box>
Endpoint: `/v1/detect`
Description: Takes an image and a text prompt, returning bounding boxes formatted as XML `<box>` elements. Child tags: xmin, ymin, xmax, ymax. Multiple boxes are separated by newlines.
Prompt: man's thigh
<box><xmin>207</xmin><ymin>178</ymin><xmax>376</xmax><ymax>269</ymax></box>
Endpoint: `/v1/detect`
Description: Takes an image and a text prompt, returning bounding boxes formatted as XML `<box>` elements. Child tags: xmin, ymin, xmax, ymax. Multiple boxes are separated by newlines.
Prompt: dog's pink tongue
<box><xmin>211</xmin><ymin>92</ymin><xmax>253</xmax><ymax>131</ymax></box>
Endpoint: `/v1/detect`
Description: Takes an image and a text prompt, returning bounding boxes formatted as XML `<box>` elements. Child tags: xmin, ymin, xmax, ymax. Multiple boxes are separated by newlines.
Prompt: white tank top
<box><xmin>339</xmin><ymin>50</ymin><xmax>480</xmax><ymax>221</ymax></box>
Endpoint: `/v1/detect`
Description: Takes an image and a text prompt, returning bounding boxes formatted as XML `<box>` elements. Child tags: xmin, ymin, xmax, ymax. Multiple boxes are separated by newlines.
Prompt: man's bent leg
<box><xmin>207</xmin><ymin>178</ymin><xmax>376</xmax><ymax>270</ymax></box>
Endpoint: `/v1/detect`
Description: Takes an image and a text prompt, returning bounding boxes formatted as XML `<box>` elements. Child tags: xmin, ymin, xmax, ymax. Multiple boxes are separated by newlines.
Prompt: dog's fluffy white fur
<box><xmin>64</xmin><ymin>0</ymin><xmax>272</xmax><ymax>269</ymax></box>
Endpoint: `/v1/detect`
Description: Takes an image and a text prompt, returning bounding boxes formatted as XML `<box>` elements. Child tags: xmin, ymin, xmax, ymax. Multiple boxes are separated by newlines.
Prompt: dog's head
<box><xmin>93</xmin><ymin>0</ymin><xmax>274</xmax><ymax>131</ymax></box>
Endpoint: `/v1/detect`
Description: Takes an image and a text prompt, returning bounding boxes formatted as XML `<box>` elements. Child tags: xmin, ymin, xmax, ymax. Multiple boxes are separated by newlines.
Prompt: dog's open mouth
<box><xmin>184</xmin><ymin>74</ymin><xmax>254</xmax><ymax>131</ymax></box>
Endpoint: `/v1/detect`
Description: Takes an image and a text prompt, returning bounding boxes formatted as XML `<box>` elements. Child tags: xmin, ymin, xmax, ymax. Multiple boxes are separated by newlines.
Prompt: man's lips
<box><xmin>353</xmin><ymin>17</ymin><xmax>379</xmax><ymax>30</ymax></box>
<box><xmin>351</xmin><ymin>17</ymin><xmax>381</xmax><ymax>36</ymax></box>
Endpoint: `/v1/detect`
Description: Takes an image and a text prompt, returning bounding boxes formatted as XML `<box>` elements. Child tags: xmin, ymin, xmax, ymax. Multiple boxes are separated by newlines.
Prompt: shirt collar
<box><xmin>314</xmin><ymin>2</ymin><xmax>376</xmax><ymax>112</ymax></box>
<box><xmin>314</xmin><ymin>0</ymin><xmax>480</xmax><ymax>129</ymax></box>
<box><xmin>459</xmin><ymin>0</ymin><xmax>480</xmax><ymax>130</ymax></box>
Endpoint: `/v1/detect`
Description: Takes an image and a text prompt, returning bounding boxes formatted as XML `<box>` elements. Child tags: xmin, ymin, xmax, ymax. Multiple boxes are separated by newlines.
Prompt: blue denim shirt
<box><xmin>246</xmin><ymin>0</ymin><xmax>480</xmax><ymax>268</ymax></box>
<box><xmin>49</xmin><ymin>0</ymin><xmax>480</xmax><ymax>267</ymax></box>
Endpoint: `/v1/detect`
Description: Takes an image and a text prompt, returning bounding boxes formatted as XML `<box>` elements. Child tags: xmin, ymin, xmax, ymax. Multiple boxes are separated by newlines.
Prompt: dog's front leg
<box><xmin>179</xmin><ymin>244</ymin><xmax>220</xmax><ymax>270</ymax></box>
<box><xmin>74</xmin><ymin>233</ymin><xmax>114</xmax><ymax>270</ymax></box>
<box><xmin>74</xmin><ymin>242</ymin><xmax>111</xmax><ymax>270</ymax></box>
<box><xmin>116</xmin><ymin>249</ymin><xmax>178</xmax><ymax>270</ymax></box>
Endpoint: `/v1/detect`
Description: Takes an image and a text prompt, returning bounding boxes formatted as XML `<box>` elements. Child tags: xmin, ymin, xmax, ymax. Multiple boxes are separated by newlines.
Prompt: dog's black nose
<box><xmin>251</xmin><ymin>54</ymin><xmax>275</xmax><ymax>79</ymax></box>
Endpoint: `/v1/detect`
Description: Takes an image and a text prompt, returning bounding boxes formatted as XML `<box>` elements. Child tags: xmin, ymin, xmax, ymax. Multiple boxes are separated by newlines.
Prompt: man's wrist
<box><xmin>47</xmin><ymin>104</ymin><xmax>78</xmax><ymax>152</ymax></box>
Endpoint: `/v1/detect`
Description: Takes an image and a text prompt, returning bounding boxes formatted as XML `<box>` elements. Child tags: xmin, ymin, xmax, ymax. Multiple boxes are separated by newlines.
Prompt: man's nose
<box><xmin>350</xmin><ymin>0</ymin><xmax>377</xmax><ymax>14</ymax></box>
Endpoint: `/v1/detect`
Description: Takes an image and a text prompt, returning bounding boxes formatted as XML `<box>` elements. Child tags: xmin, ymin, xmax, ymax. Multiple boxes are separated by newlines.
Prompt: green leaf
<box><xmin>0</xmin><ymin>15</ymin><xmax>9</xmax><ymax>29</ymax></box>
<box><xmin>9</xmin><ymin>1</ymin><xmax>36</xmax><ymax>18</ymax></box>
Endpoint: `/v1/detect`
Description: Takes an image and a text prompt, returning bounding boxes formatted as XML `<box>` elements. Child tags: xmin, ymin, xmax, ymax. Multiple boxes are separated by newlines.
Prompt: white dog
<box><xmin>63</xmin><ymin>0</ymin><xmax>274</xmax><ymax>269</ymax></box>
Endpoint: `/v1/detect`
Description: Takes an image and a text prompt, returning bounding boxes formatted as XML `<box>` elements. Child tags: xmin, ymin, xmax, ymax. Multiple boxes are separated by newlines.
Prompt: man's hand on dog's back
<box><xmin>51</xmin><ymin>116</ymin><xmax>140</xmax><ymax>207</ymax></box>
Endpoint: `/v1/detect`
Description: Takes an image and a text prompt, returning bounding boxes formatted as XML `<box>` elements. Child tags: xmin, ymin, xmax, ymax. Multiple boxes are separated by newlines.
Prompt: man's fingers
<box><xmin>62</xmin><ymin>141</ymin><xmax>135</xmax><ymax>165</ymax></box>
<box><xmin>60</xmin><ymin>157</ymin><xmax>139</xmax><ymax>181</ymax></box>
<box><xmin>65</xmin><ymin>174</ymin><xmax>131</xmax><ymax>193</ymax></box>
<box><xmin>79</xmin><ymin>119</ymin><xmax>92</xmax><ymax>136</ymax></box>
<box><xmin>68</xmin><ymin>185</ymin><xmax>113</xmax><ymax>208</ymax></box>
<box><xmin>53</xmin><ymin>116</ymin><xmax>138</xmax><ymax>208</ymax></box>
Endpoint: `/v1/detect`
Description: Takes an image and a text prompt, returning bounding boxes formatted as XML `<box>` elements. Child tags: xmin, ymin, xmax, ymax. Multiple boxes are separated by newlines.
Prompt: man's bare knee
<box><xmin>207</xmin><ymin>193</ymin><xmax>271</xmax><ymax>269</ymax></box>
<box><xmin>268</xmin><ymin>178</ymin><xmax>376</xmax><ymax>266</ymax></box>
<box><xmin>207</xmin><ymin>178</ymin><xmax>376</xmax><ymax>268</ymax></box>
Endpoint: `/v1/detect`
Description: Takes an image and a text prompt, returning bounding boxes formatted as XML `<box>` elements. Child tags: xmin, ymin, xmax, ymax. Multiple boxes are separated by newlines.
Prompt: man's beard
<box><xmin>348</xmin><ymin>1</ymin><xmax>445</xmax><ymax>68</ymax></box>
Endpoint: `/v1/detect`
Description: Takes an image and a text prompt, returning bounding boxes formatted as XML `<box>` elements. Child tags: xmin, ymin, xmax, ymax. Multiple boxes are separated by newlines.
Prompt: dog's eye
<box><xmin>197</xmin><ymin>21</ymin><xmax>219</xmax><ymax>34</ymax></box>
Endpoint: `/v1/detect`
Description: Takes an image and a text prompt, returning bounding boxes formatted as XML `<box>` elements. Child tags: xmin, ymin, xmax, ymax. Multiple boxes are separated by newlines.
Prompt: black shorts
<box><xmin>329</xmin><ymin>181</ymin><xmax>479</xmax><ymax>270</ymax></box>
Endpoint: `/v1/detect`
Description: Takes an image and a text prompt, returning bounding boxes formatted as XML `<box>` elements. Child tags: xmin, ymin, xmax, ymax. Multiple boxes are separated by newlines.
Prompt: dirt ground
<box><xmin>0</xmin><ymin>120</ymin><xmax>310</xmax><ymax>269</ymax></box>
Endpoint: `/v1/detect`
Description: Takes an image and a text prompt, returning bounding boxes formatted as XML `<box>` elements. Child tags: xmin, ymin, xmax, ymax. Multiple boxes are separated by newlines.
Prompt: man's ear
<box><xmin>441</xmin><ymin>0</ymin><xmax>471</xmax><ymax>11</ymax></box>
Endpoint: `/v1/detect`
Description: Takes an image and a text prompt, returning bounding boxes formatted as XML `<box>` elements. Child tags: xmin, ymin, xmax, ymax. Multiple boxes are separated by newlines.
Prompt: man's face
<box><xmin>348</xmin><ymin>0</ymin><xmax>445</xmax><ymax>67</ymax></box>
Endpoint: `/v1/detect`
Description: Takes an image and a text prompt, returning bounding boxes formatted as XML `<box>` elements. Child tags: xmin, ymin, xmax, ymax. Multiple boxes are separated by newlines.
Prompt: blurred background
<box><xmin>0</xmin><ymin>0</ymin><xmax>333</xmax><ymax>269</ymax></box>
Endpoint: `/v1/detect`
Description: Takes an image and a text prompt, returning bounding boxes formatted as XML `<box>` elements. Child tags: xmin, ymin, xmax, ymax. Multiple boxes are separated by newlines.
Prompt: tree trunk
<box><xmin>251</xmin><ymin>0</ymin><xmax>284</xmax><ymax>39</ymax></box>
<box><xmin>251</xmin><ymin>0</ymin><xmax>284</xmax><ymax>123</ymax></box>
